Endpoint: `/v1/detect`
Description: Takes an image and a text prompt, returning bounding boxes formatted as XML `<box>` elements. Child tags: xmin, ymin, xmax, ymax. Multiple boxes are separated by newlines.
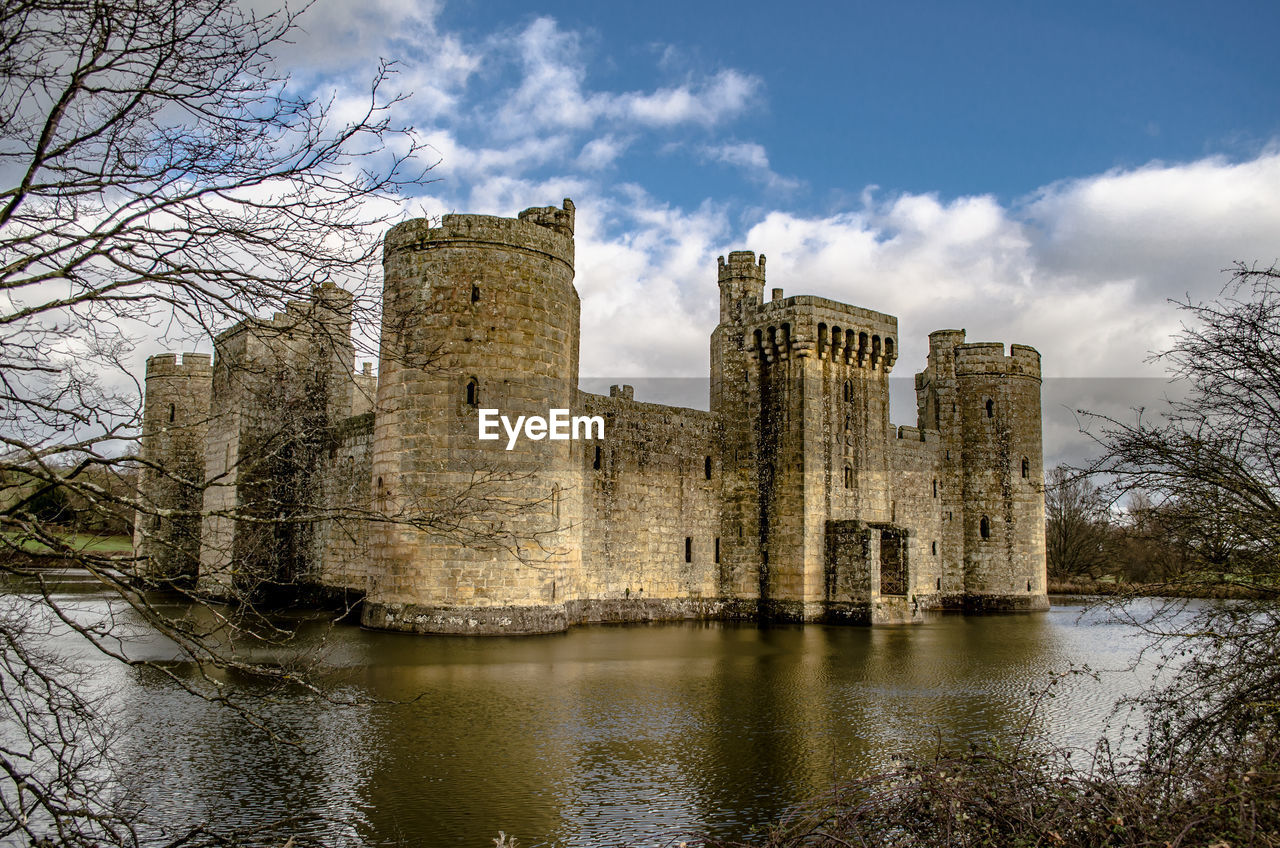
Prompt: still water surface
<box><xmin>26</xmin><ymin>574</ymin><xmax>1175</xmax><ymax>847</ymax></box>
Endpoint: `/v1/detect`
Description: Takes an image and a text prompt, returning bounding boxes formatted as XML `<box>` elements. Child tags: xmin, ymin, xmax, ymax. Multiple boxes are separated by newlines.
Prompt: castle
<box><xmin>135</xmin><ymin>199</ymin><xmax>1048</xmax><ymax>635</ymax></box>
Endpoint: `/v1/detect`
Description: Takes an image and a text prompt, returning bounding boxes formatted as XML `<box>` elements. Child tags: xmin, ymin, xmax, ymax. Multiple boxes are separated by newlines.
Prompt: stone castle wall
<box><xmin>138</xmin><ymin>199</ymin><xmax>1048</xmax><ymax>634</ymax></box>
<box><xmin>887</xmin><ymin>426</ymin><xmax>945</xmax><ymax>607</ymax></box>
<box><xmin>574</xmin><ymin>386</ymin><xmax>722</xmax><ymax>622</ymax></box>
<box><xmin>315</xmin><ymin>411</ymin><xmax>375</xmax><ymax>592</ymax></box>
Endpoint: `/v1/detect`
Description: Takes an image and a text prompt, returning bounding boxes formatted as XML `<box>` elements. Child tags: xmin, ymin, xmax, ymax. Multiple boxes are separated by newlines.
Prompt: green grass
<box><xmin>7</xmin><ymin>532</ymin><xmax>133</xmax><ymax>555</ymax></box>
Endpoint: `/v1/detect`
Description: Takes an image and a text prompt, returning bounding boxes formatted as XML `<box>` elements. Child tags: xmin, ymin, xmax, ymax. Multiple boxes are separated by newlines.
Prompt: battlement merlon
<box><xmin>145</xmin><ymin>352</ymin><xmax>213</xmax><ymax>377</ymax></box>
<box><xmin>517</xmin><ymin>198</ymin><xmax>575</xmax><ymax>237</ymax></box>
<box><xmin>384</xmin><ymin>200</ymin><xmax>576</xmax><ymax>271</ymax></box>
<box><xmin>717</xmin><ymin>250</ymin><xmax>767</xmax><ymax>283</ymax></box>
<box><xmin>954</xmin><ymin>342</ymin><xmax>1042</xmax><ymax>380</ymax></box>
<box><xmin>743</xmin><ymin>297</ymin><xmax>898</xmax><ymax>372</ymax></box>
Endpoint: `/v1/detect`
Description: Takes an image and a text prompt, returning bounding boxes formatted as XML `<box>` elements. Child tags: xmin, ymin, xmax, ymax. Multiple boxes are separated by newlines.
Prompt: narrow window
<box><xmin>936</xmin><ymin>577</ymin><xmax>942</xmax><ymax>590</ymax></box>
<box><xmin>843</xmin><ymin>380</ymin><xmax>853</xmax><ymax>402</ymax></box>
<box><xmin>715</xmin><ymin>537</ymin><xmax>720</xmax><ymax>563</ymax></box>
<box><xmin>168</xmin><ymin>403</ymin><xmax>175</xmax><ymax>423</ymax></box>
<box><xmin>685</xmin><ymin>537</ymin><xmax>692</xmax><ymax>563</ymax></box>
<box><xmin>843</xmin><ymin>465</ymin><xmax>853</xmax><ymax>488</ymax></box>
<box><xmin>1027</xmin><ymin>579</ymin><xmax>1032</xmax><ymax>592</ymax></box>
<box><xmin>593</xmin><ymin>446</ymin><xmax>602</xmax><ymax>470</ymax></box>
<box><xmin>985</xmin><ymin>399</ymin><xmax>994</xmax><ymax>418</ymax></box>
<box><xmin>465</xmin><ymin>378</ymin><xmax>479</xmax><ymax>407</ymax></box>
<box><xmin>980</xmin><ymin>515</ymin><xmax>991</xmax><ymax>540</ymax></box>
<box><xmin>931</xmin><ymin>541</ymin><xmax>937</xmax><ymax>555</ymax></box>
<box><xmin>1021</xmin><ymin>457</ymin><xmax>1030</xmax><ymax>479</ymax></box>
<box><xmin>471</xmin><ymin>284</ymin><xmax>480</xmax><ymax>303</ymax></box>
<box><xmin>705</xmin><ymin>456</ymin><xmax>712</xmax><ymax>480</ymax></box>
<box><xmin>932</xmin><ymin>479</ymin><xmax>937</xmax><ymax>498</ymax></box>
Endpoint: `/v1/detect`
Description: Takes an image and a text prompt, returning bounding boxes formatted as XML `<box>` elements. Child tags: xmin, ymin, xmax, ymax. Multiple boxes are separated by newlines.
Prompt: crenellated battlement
<box><xmin>385</xmin><ymin>199</ymin><xmax>576</xmax><ymax>270</ymax></box>
<box><xmin>954</xmin><ymin>342</ymin><xmax>1042</xmax><ymax>380</ymax></box>
<box><xmin>742</xmin><ymin>301</ymin><xmax>899</xmax><ymax>373</ymax></box>
<box><xmin>517</xmin><ymin>198</ymin><xmax>575</xmax><ymax>237</ymax></box>
<box><xmin>717</xmin><ymin>250</ymin><xmax>766</xmax><ymax>283</ymax></box>
<box><xmin>146</xmin><ymin>352</ymin><xmax>212</xmax><ymax>378</ymax></box>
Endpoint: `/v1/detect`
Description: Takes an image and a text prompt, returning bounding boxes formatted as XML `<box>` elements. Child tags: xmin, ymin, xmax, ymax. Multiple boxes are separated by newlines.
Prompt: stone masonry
<box><xmin>136</xmin><ymin>199</ymin><xmax>1049</xmax><ymax>634</ymax></box>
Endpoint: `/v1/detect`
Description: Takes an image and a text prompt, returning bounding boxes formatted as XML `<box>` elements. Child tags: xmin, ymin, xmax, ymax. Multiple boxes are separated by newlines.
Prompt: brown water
<box><xmin>14</xmin><ymin>574</ymin><xmax>1174</xmax><ymax>847</ymax></box>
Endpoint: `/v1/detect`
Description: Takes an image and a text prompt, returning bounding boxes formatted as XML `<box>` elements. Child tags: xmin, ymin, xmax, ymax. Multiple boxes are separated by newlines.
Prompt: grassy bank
<box><xmin>4</xmin><ymin>531</ymin><xmax>133</xmax><ymax>557</ymax></box>
<box><xmin>1048</xmin><ymin>576</ymin><xmax>1271</xmax><ymax>600</ymax></box>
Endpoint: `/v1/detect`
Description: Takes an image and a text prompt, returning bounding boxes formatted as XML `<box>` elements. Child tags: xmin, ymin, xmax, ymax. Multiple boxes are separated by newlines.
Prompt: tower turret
<box><xmin>366</xmin><ymin>198</ymin><xmax>583</xmax><ymax>635</ymax></box>
<box><xmin>711</xmin><ymin>250</ymin><xmax>768</xmax><ymax>607</ymax></box>
<box><xmin>135</xmin><ymin>352</ymin><xmax>213</xmax><ymax>581</ymax></box>
<box><xmin>717</xmin><ymin>251</ymin><xmax>766</xmax><ymax>324</ymax></box>
<box><xmin>954</xmin><ymin>342</ymin><xmax>1047</xmax><ymax>611</ymax></box>
<box><xmin>196</xmin><ymin>283</ymin><xmax>360</xmax><ymax>599</ymax></box>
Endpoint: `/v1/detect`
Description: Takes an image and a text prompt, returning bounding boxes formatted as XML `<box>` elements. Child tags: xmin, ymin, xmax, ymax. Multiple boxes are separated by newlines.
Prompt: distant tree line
<box><xmin>1044</xmin><ymin>465</ymin><xmax>1225</xmax><ymax>588</ymax></box>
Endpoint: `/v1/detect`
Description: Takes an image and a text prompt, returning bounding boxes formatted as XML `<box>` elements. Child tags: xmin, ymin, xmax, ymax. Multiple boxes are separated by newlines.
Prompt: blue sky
<box><xmin>432</xmin><ymin>0</ymin><xmax>1279</xmax><ymax>206</ymax></box>
<box><xmin>253</xmin><ymin>0</ymin><xmax>1280</xmax><ymax>460</ymax></box>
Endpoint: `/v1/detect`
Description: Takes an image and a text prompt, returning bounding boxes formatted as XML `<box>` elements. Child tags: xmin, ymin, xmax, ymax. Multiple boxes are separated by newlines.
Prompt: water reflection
<box><xmin>7</xmin><ymin>582</ymin><xmax>1175</xmax><ymax>847</ymax></box>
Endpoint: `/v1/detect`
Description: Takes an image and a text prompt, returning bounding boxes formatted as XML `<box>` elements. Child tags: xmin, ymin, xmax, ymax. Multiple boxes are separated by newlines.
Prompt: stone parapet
<box><xmin>385</xmin><ymin>200</ymin><xmax>576</xmax><ymax>271</ymax></box>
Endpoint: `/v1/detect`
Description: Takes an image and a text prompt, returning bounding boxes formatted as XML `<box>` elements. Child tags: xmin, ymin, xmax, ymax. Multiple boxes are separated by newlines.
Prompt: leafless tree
<box><xmin>0</xmin><ymin>0</ymin><xmax>434</xmax><ymax>843</ymax></box>
<box><xmin>1083</xmin><ymin>262</ymin><xmax>1280</xmax><ymax>788</ymax></box>
<box><xmin>1044</xmin><ymin>464</ymin><xmax>1113</xmax><ymax>580</ymax></box>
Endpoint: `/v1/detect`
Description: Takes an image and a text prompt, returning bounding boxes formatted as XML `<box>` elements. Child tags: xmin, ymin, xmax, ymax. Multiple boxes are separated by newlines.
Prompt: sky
<box><xmin>265</xmin><ymin>0</ymin><xmax>1280</xmax><ymax>463</ymax></box>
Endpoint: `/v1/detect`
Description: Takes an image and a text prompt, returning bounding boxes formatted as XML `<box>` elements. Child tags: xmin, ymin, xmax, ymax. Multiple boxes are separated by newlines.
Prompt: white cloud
<box><xmin>493</xmin><ymin>18</ymin><xmax>761</xmax><ymax>136</ymax></box>
<box><xmin>615</xmin><ymin>70</ymin><xmax>760</xmax><ymax>128</ymax></box>
<box><xmin>263</xmin><ymin>0</ymin><xmax>449</xmax><ymax>74</ymax></box>
<box><xmin>577</xmin><ymin>135</ymin><xmax>631</xmax><ymax>171</ymax></box>
<box><xmin>700</xmin><ymin>141</ymin><xmax>804</xmax><ymax>193</ymax></box>
<box><xmin>419</xmin><ymin>130</ymin><xmax>572</xmax><ymax>182</ymax></box>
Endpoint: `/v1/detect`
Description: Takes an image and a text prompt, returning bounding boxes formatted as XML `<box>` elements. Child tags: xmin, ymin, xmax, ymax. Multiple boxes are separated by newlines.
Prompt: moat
<box><xmin>31</xmin><ymin>575</ymin><xmax>1171</xmax><ymax>847</ymax></box>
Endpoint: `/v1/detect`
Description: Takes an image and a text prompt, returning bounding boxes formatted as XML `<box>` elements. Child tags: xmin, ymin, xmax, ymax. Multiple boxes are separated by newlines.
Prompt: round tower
<box><xmin>717</xmin><ymin>250</ymin><xmax>766</xmax><ymax>324</ymax></box>
<box><xmin>365</xmin><ymin>199</ymin><xmax>583</xmax><ymax>635</ymax></box>
<box><xmin>135</xmin><ymin>352</ymin><xmax>213</xmax><ymax>582</ymax></box>
<box><xmin>955</xmin><ymin>342</ymin><xmax>1048</xmax><ymax>611</ymax></box>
